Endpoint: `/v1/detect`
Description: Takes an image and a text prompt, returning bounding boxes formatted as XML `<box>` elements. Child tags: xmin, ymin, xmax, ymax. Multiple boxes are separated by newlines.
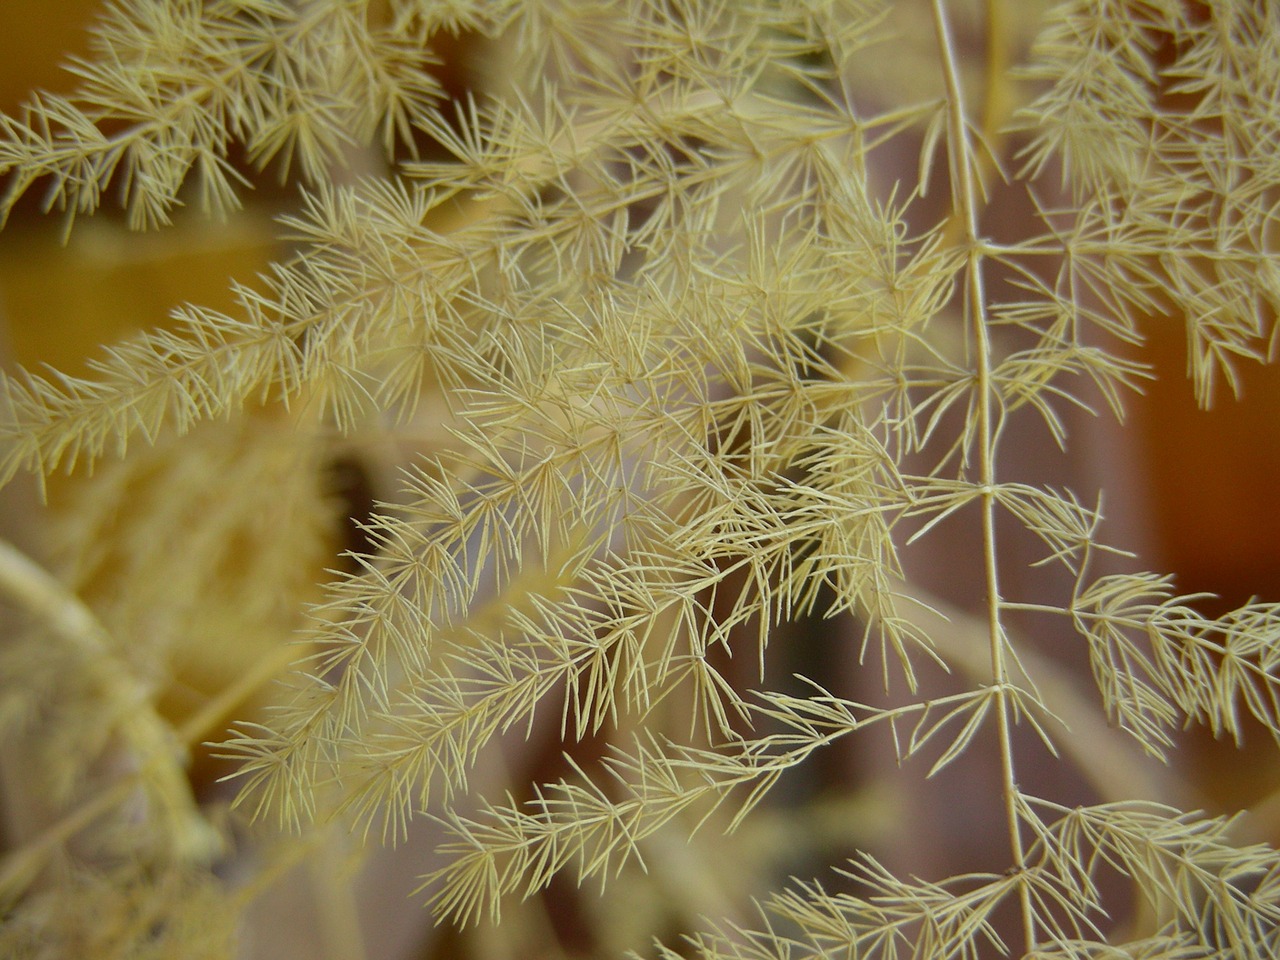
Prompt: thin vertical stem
<box><xmin>929</xmin><ymin>0</ymin><xmax>1036</xmax><ymax>953</ymax></box>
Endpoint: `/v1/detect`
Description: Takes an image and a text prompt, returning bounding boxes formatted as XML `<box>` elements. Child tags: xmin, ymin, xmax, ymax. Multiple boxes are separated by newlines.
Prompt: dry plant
<box><xmin>1</xmin><ymin>1</ymin><xmax>1279</xmax><ymax>957</ymax></box>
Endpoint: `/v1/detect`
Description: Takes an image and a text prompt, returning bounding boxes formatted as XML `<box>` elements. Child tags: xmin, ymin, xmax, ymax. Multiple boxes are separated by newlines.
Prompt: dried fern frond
<box><xmin>0</xmin><ymin>0</ymin><xmax>442</xmax><ymax>230</ymax></box>
<box><xmin>2</xmin><ymin>1</ymin><xmax>1280</xmax><ymax>958</ymax></box>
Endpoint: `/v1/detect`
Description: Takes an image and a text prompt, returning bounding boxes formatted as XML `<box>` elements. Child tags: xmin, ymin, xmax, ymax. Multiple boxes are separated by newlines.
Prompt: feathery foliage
<box><xmin>1</xmin><ymin>0</ymin><xmax>1279</xmax><ymax>957</ymax></box>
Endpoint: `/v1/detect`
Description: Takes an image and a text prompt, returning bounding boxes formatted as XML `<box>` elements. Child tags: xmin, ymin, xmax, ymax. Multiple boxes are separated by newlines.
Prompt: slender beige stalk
<box><xmin>0</xmin><ymin>537</ymin><xmax>214</xmax><ymax>863</ymax></box>
<box><xmin>929</xmin><ymin>0</ymin><xmax>1035</xmax><ymax>952</ymax></box>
